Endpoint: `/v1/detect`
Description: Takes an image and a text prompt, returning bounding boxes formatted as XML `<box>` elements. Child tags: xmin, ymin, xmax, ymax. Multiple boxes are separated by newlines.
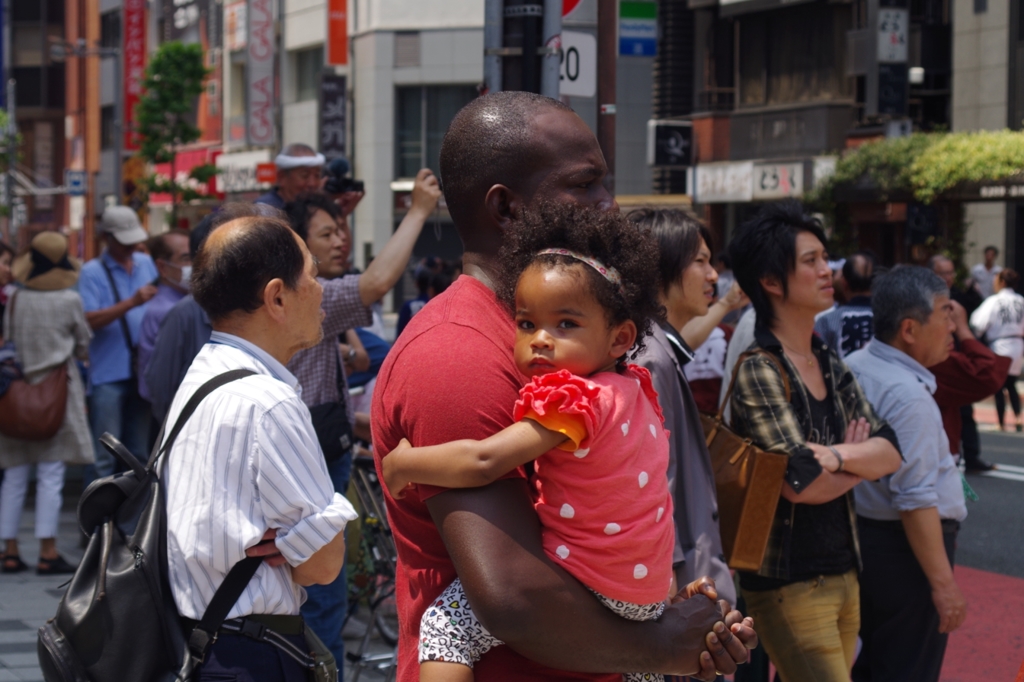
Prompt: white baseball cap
<box><xmin>100</xmin><ymin>206</ymin><xmax>149</xmax><ymax>246</ymax></box>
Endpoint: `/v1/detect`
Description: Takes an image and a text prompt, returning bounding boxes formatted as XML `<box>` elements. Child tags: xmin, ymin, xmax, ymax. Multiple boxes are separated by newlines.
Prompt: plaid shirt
<box><xmin>288</xmin><ymin>275</ymin><xmax>372</xmax><ymax>415</ymax></box>
<box><xmin>728</xmin><ymin>327</ymin><xmax>900</xmax><ymax>580</ymax></box>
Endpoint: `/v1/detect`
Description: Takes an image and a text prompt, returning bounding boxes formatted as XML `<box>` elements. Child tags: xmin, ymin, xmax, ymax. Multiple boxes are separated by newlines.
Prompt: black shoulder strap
<box><xmin>151</xmin><ymin>367</ymin><xmax>265</xmax><ymax>662</ymax></box>
<box><xmin>99</xmin><ymin>259</ymin><xmax>136</xmax><ymax>372</ymax></box>
<box><xmin>154</xmin><ymin>368</ymin><xmax>256</xmax><ymax>464</ymax></box>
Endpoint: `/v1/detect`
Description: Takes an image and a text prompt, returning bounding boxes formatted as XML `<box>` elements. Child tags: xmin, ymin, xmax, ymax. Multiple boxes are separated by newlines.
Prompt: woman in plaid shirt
<box><xmin>726</xmin><ymin>201</ymin><xmax>901</xmax><ymax>682</ymax></box>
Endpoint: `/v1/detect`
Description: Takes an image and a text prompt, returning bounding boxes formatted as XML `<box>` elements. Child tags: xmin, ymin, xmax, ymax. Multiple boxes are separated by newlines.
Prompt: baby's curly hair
<box><xmin>496</xmin><ymin>201</ymin><xmax>663</xmax><ymax>360</ymax></box>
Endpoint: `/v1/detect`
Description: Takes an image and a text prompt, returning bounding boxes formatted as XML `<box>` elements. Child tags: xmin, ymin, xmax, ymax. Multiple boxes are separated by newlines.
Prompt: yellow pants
<box><xmin>742</xmin><ymin>569</ymin><xmax>860</xmax><ymax>682</ymax></box>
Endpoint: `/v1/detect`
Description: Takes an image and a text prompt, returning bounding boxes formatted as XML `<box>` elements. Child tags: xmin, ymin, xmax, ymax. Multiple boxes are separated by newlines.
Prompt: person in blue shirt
<box><xmin>845</xmin><ymin>266</ymin><xmax>966</xmax><ymax>682</ymax></box>
<box><xmin>78</xmin><ymin>206</ymin><xmax>158</xmax><ymax>483</ymax></box>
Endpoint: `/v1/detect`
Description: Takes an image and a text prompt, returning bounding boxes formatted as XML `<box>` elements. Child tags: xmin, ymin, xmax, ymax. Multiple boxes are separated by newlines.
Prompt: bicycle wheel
<box><xmin>371</xmin><ymin>579</ymin><xmax>399</xmax><ymax>646</ymax></box>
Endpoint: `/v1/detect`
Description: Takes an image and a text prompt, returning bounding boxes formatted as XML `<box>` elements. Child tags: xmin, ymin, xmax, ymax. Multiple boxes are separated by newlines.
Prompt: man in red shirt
<box><xmin>372</xmin><ymin>91</ymin><xmax>756</xmax><ymax>682</ymax></box>
<box><xmin>931</xmin><ymin>300</ymin><xmax>1010</xmax><ymax>466</ymax></box>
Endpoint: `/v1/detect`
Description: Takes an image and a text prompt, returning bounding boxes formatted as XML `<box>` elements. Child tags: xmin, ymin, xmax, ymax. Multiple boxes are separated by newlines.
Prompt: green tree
<box><xmin>0</xmin><ymin>109</ymin><xmax>19</xmax><ymax>219</ymax></box>
<box><xmin>135</xmin><ymin>41</ymin><xmax>216</xmax><ymax>224</ymax></box>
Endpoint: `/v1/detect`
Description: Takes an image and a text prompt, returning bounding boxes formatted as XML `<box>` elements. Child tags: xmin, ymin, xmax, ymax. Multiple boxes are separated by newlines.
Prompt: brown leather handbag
<box><xmin>0</xmin><ymin>292</ymin><xmax>69</xmax><ymax>441</ymax></box>
<box><xmin>700</xmin><ymin>350</ymin><xmax>790</xmax><ymax>572</ymax></box>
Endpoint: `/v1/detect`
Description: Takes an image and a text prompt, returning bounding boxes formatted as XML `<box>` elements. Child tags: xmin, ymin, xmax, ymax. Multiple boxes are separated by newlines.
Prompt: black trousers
<box><xmin>959</xmin><ymin>404</ymin><xmax>981</xmax><ymax>465</ymax></box>
<box><xmin>994</xmin><ymin>374</ymin><xmax>1022</xmax><ymax>425</ymax></box>
<box><xmin>195</xmin><ymin>631</ymin><xmax>310</xmax><ymax>682</ymax></box>
<box><xmin>852</xmin><ymin>516</ymin><xmax>959</xmax><ymax>682</ymax></box>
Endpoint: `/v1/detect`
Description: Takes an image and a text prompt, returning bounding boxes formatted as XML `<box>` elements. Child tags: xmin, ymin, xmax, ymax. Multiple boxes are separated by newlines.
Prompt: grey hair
<box><xmin>872</xmin><ymin>265</ymin><xmax>949</xmax><ymax>343</ymax></box>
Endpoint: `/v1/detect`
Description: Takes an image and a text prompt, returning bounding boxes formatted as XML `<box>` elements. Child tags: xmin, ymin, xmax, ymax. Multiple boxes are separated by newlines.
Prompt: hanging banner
<box><xmin>247</xmin><ymin>0</ymin><xmax>277</xmax><ymax>147</ymax></box>
<box><xmin>124</xmin><ymin>0</ymin><xmax>147</xmax><ymax>151</ymax></box>
<box><xmin>326</xmin><ymin>0</ymin><xmax>348</xmax><ymax>66</ymax></box>
<box><xmin>319</xmin><ymin>74</ymin><xmax>346</xmax><ymax>158</ymax></box>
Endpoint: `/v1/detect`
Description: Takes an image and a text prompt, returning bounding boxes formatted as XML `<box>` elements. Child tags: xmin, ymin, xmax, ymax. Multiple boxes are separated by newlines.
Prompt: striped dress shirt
<box><xmin>163</xmin><ymin>332</ymin><xmax>357</xmax><ymax>620</ymax></box>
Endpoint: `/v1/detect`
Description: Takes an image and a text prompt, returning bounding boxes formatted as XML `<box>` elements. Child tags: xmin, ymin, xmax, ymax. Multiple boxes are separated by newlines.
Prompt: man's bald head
<box><xmin>439</xmin><ymin>91</ymin><xmax>575</xmax><ymax>229</ymax></box>
<box><xmin>842</xmin><ymin>251</ymin><xmax>876</xmax><ymax>295</ymax></box>
<box><xmin>192</xmin><ymin>215</ymin><xmax>306</xmax><ymax>322</ymax></box>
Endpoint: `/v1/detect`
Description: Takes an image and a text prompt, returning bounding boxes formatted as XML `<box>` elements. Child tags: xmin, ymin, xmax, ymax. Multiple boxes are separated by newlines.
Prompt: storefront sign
<box><xmin>327</xmin><ymin>0</ymin><xmax>348</xmax><ymax>66</ymax></box>
<box><xmin>247</xmin><ymin>0</ymin><xmax>277</xmax><ymax>147</ymax></box>
<box><xmin>226</xmin><ymin>1</ymin><xmax>247</xmax><ymax>51</ymax></box>
<box><xmin>877</xmin><ymin>8</ymin><xmax>908</xmax><ymax>63</ymax></box>
<box><xmin>123</xmin><ymin>0</ymin><xmax>147</xmax><ymax>151</ymax></box>
<box><xmin>215</xmin><ymin>150</ymin><xmax>273</xmax><ymax>193</ymax></box>
<box><xmin>320</xmin><ymin>74</ymin><xmax>347</xmax><ymax>159</ymax></box>
<box><xmin>695</xmin><ymin>162</ymin><xmax>754</xmax><ymax>203</ymax></box>
<box><xmin>647</xmin><ymin>120</ymin><xmax>693</xmax><ymax>168</ymax></box>
<box><xmin>752</xmin><ymin>162</ymin><xmax>803</xmax><ymax>200</ymax></box>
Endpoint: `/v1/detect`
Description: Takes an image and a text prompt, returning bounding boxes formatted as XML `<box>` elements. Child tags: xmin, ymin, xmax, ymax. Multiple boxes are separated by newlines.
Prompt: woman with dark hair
<box><xmin>726</xmin><ymin>201</ymin><xmax>901</xmax><ymax>682</ymax></box>
<box><xmin>628</xmin><ymin>207</ymin><xmax>737</xmax><ymax>609</ymax></box>
<box><xmin>970</xmin><ymin>268</ymin><xmax>1024</xmax><ymax>431</ymax></box>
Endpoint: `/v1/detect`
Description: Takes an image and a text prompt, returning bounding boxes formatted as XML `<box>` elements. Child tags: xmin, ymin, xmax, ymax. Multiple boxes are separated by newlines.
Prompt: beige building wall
<box><xmin>952</xmin><ymin>0</ymin><xmax>1010</xmax><ymax>268</ymax></box>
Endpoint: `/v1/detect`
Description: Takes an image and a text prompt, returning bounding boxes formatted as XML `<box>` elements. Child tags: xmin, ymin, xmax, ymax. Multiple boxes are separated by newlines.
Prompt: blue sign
<box><xmin>65</xmin><ymin>169</ymin><xmax>87</xmax><ymax>197</ymax></box>
<box><xmin>619</xmin><ymin>1</ymin><xmax>657</xmax><ymax>57</ymax></box>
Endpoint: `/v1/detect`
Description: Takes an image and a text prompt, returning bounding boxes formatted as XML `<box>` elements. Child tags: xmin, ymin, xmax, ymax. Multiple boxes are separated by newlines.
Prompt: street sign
<box><xmin>646</xmin><ymin>120</ymin><xmax>693</xmax><ymax>168</ymax></box>
<box><xmin>65</xmin><ymin>169</ymin><xmax>87</xmax><ymax>197</ymax></box>
<box><xmin>563</xmin><ymin>0</ymin><xmax>582</xmax><ymax>17</ymax></box>
<box><xmin>619</xmin><ymin>1</ymin><xmax>657</xmax><ymax>57</ymax></box>
<box><xmin>559</xmin><ymin>30</ymin><xmax>597</xmax><ymax>98</ymax></box>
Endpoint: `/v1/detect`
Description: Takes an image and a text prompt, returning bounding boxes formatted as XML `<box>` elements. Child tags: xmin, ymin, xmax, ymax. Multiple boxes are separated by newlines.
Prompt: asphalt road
<box><xmin>955</xmin><ymin>430</ymin><xmax>1024</xmax><ymax>580</ymax></box>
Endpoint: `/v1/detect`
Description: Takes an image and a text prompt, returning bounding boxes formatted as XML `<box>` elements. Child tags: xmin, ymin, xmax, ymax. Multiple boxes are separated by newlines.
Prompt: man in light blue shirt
<box><xmin>845</xmin><ymin>266</ymin><xmax>966</xmax><ymax>682</ymax></box>
<box><xmin>78</xmin><ymin>206</ymin><xmax>158</xmax><ymax>481</ymax></box>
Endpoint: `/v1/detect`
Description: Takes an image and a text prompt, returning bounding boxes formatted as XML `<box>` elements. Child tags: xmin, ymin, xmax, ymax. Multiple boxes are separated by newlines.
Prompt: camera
<box><xmin>324</xmin><ymin>157</ymin><xmax>365</xmax><ymax>194</ymax></box>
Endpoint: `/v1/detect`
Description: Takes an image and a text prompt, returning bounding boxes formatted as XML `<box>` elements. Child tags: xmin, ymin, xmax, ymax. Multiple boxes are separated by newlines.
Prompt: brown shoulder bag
<box><xmin>700</xmin><ymin>350</ymin><xmax>791</xmax><ymax>572</ymax></box>
<box><xmin>0</xmin><ymin>292</ymin><xmax>69</xmax><ymax>441</ymax></box>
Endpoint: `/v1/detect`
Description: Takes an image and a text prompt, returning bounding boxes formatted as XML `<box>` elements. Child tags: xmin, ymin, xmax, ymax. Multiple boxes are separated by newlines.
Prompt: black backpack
<box><xmin>37</xmin><ymin>370</ymin><xmax>262</xmax><ymax>682</ymax></box>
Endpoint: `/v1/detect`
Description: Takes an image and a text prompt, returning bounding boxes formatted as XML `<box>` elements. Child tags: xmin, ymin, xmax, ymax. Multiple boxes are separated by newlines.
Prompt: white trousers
<box><xmin>0</xmin><ymin>461</ymin><xmax>66</xmax><ymax>540</ymax></box>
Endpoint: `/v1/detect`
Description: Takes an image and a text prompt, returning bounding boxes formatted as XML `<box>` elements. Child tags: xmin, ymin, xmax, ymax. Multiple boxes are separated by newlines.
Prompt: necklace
<box><xmin>781</xmin><ymin>343</ymin><xmax>816</xmax><ymax>367</ymax></box>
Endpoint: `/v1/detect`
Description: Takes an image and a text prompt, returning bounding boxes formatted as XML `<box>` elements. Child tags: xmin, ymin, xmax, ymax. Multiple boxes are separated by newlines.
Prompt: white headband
<box><xmin>275</xmin><ymin>152</ymin><xmax>326</xmax><ymax>169</ymax></box>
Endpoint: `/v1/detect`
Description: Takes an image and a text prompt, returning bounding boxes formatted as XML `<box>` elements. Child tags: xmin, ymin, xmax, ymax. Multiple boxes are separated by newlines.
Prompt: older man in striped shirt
<box><xmin>163</xmin><ymin>211</ymin><xmax>357</xmax><ymax>682</ymax></box>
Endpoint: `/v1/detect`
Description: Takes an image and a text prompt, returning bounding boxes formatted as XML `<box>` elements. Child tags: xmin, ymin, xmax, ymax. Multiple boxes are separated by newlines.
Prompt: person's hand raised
<box><xmin>720</xmin><ymin>282</ymin><xmax>750</xmax><ymax>312</ymax></box>
<box><xmin>410</xmin><ymin>168</ymin><xmax>442</xmax><ymax>217</ymax></box>
<box><xmin>950</xmin><ymin>299</ymin><xmax>974</xmax><ymax>342</ymax></box>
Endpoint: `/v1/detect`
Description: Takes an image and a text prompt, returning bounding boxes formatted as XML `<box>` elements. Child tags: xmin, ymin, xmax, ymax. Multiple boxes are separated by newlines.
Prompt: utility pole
<box><xmin>540</xmin><ymin>0</ymin><xmax>560</xmax><ymax>99</ymax></box>
<box><xmin>484</xmin><ymin>0</ymin><xmax>560</xmax><ymax>98</ymax></box>
<box><xmin>597</xmin><ymin>0</ymin><xmax>616</xmax><ymax>193</ymax></box>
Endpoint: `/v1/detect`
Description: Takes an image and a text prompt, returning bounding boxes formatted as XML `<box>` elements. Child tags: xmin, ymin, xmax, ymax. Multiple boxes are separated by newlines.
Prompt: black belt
<box><xmin>857</xmin><ymin>515</ymin><xmax>961</xmax><ymax>533</ymax></box>
<box><xmin>182</xmin><ymin>614</ymin><xmax>315</xmax><ymax>668</ymax></box>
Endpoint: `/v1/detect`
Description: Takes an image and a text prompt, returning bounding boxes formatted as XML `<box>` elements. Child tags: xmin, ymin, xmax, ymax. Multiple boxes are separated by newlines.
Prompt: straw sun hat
<box><xmin>11</xmin><ymin>231</ymin><xmax>81</xmax><ymax>291</ymax></box>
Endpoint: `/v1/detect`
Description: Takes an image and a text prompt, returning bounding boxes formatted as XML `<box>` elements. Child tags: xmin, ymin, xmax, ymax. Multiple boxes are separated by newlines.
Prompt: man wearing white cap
<box><xmin>78</xmin><ymin>205</ymin><xmax>158</xmax><ymax>484</ymax></box>
<box><xmin>255</xmin><ymin>143</ymin><xmax>326</xmax><ymax>209</ymax></box>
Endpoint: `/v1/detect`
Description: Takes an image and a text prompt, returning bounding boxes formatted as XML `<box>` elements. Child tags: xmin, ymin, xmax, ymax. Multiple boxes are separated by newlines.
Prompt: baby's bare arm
<box><xmin>382</xmin><ymin>419</ymin><xmax>567</xmax><ymax>497</ymax></box>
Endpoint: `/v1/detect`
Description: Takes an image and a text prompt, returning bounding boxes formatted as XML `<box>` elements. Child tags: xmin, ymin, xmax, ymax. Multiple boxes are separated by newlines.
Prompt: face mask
<box><xmin>179</xmin><ymin>265</ymin><xmax>192</xmax><ymax>291</ymax></box>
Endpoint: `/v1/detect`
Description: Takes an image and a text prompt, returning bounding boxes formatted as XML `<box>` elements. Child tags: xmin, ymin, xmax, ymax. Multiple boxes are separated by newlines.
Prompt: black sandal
<box><xmin>37</xmin><ymin>556</ymin><xmax>77</xmax><ymax>576</ymax></box>
<box><xmin>2</xmin><ymin>555</ymin><xmax>28</xmax><ymax>573</ymax></box>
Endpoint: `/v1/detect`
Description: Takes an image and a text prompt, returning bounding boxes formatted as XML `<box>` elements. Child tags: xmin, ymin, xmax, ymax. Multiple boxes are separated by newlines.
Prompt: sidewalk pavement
<box><xmin>0</xmin><ymin>487</ymin><xmax>393</xmax><ymax>682</ymax></box>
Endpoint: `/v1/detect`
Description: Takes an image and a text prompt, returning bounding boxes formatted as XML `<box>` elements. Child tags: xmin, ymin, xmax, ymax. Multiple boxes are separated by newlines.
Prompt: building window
<box><xmin>295</xmin><ymin>46</ymin><xmax>324</xmax><ymax>102</ymax></box>
<box><xmin>101</xmin><ymin>106</ymin><xmax>116</xmax><ymax>149</ymax></box>
<box><xmin>101</xmin><ymin>11</ymin><xmax>121</xmax><ymax>49</ymax></box>
<box><xmin>737</xmin><ymin>3</ymin><xmax>852</xmax><ymax>108</ymax></box>
<box><xmin>974</xmin><ymin>0</ymin><xmax>987</xmax><ymax>13</ymax></box>
<box><xmin>395</xmin><ymin>85</ymin><xmax>477</xmax><ymax>178</ymax></box>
